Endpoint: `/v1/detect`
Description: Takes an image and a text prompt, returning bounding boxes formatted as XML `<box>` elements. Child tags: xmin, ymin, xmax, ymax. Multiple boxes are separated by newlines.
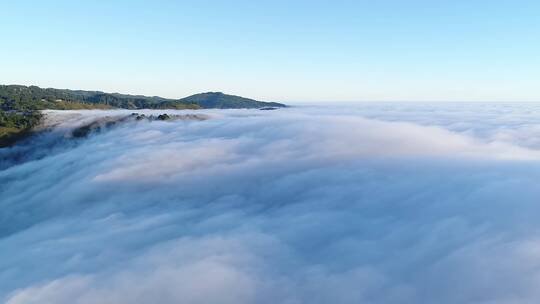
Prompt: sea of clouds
<box><xmin>2</xmin><ymin>103</ymin><xmax>540</xmax><ymax>304</ymax></box>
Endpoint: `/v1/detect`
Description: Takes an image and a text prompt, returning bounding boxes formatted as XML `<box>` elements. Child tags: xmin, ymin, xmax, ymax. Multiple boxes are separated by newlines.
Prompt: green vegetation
<box><xmin>0</xmin><ymin>84</ymin><xmax>286</xmax><ymax>147</ymax></box>
<box><xmin>180</xmin><ymin>92</ymin><xmax>286</xmax><ymax>109</ymax></box>
<box><xmin>0</xmin><ymin>85</ymin><xmax>200</xmax><ymax>111</ymax></box>
<box><xmin>0</xmin><ymin>111</ymin><xmax>42</xmax><ymax>147</ymax></box>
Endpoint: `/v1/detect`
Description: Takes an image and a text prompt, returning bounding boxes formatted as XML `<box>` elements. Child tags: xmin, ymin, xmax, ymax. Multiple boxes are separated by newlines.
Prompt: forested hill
<box><xmin>0</xmin><ymin>85</ymin><xmax>286</xmax><ymax>110</ymax></box>
<box><xmin>180</xmin><ymin>92</ymin><xmax>285</xmax><ymax>109</ymax></box>
<box><xmin>0</xmin><ymin>84</ymin><xmax>286</xmax><ymax>147</ymax></box>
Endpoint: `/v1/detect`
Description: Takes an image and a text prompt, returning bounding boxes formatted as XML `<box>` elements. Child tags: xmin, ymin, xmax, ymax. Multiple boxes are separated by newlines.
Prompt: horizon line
<box><xmin>3</xmin><ymin>83</ymin><xmax>540</xmax><ymax>104</ymax></box>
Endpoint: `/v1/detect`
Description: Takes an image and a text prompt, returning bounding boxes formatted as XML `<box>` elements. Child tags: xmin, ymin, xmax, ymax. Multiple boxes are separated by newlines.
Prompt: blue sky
<box><xmin>1</xmin><ymin>0</ymin><xmax>539</xmax><ymax>102</ymax></box>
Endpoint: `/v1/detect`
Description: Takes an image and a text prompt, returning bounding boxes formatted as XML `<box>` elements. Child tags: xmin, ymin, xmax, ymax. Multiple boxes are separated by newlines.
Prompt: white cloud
<box><xmin>2</xmin><ymin>104</ymin><xmax>540</xmax><ymax>303</ymax></box>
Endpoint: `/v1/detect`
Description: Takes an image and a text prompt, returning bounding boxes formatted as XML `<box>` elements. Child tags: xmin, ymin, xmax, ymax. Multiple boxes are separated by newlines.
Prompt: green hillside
<box><xmin>0</xmin><ymin>84</ymin><xmax>286</xmax><ymax>147</ymax></box>
<box><xmin>180</xmin><ymin>92</ymin><xmax>285</xmax><ymax>109</ymax></box>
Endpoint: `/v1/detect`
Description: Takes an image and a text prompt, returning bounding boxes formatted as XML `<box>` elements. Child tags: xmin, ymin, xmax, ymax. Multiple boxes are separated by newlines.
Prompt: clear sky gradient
<box><xmin>1</xmin><ymin>0</ymin><xmax>539</xmax><ymax>102</ymax></box>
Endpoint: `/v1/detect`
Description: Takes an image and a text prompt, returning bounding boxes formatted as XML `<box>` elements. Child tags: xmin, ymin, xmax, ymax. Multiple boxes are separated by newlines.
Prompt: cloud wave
<box><xmin>2</xmin><ymin>104</ymin><xmax>540</xmax><ymax>303</ymax></box>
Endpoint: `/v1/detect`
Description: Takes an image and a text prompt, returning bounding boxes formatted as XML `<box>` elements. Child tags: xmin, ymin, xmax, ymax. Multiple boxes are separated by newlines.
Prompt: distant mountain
<box><xmin>180</xmin><ymin>92</ymin><xmax>286</xmax><ymax>109</ymax></box>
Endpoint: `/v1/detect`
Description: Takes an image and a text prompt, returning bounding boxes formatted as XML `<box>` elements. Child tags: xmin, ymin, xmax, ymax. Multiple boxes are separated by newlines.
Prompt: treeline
<box><xmin>0</xmin><ymin>85</ymin><xmax>200</xmax><ymax>111</ymax></box>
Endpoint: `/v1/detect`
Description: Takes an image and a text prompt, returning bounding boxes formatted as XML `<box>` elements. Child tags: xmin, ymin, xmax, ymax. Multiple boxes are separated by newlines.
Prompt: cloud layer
<box><xmin>2</xmin><ymin>104</ymin><xmax>540</xmax><ymax>303</ymax></box>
